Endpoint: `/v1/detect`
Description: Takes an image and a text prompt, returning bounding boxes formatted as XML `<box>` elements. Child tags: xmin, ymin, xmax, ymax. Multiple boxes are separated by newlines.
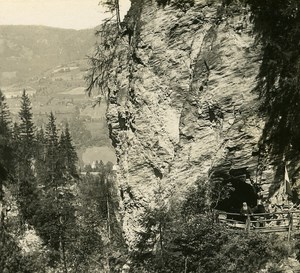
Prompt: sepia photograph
<box><xmin>1</xmin><ymin>0</ymin><xmax>300</xmax><ymax>272</ymax></box>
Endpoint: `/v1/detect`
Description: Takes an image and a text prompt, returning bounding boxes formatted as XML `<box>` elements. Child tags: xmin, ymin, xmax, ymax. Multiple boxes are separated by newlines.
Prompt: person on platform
<box><xmin>253</xmin><ymin>199</ymin><xmax>266</xmax><ymax>214</ymax></box>
<box><xmin>240</xmin><ymin>202</ymin><xmax>253</xmax><ymax>223</ymax></box>
<box><xmin>253</xmin><ymin>199</ymin><xmax>266</xmax><ymax>227</ymax></box>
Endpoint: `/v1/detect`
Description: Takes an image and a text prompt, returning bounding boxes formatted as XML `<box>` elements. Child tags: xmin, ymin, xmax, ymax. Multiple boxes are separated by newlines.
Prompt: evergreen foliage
<box><xmin>0</xmin><ymin>91</ymin><xmax>37</xmax><ymax>273</ymax></box>
<box><xmin>85</xmin><ymin>21</ymin><xmax>120</xmax><ymax>99</ymax></box>
<box><xmin>0</xmin><ymin>91</ymin><xmax>12</xmax><ymax>182</ymax></box>
<box><xmin>133</xmin><ymin>185</ymin><xmax>291</xmax><ymax>273</ymax></box>
<box><xmin>100</xmin><ymin>0</ymin><xmax>121</xmax><ymax>29</ymax></box>
<box><xmin>0</xmin><ymin>88</ymin><xmax>122</xmax><ymax>272</ymax></box>
<box><xmin>16</xmin><ymin>91</ymin><xmax>38</xmax><ymax>225</ymax></box>
<box><xmin>35</xmin><ymin>128</ymin><xmax>48</xmax><ymax>184</ymax></box>
<box><xmin>44</xmin><ymin>112</ymin><xmax>61</xmax><ymax>186</ymax></box>
<box><xmin>0</xmin><ymin>90</ymin><xmax>13</xmax><ymax>211</ymax></box>
<box><xmin>59</xmin><ymin>124</ymin><xmax>78</xmax><ymax>178</ymax></box>
<box><xmin>18</xmin><ymin>89</ymin><xmax>35</xmax><ymax>154</ymax></box>
<box><xmin>0</xmin><ymin>89</ymin><xmax>11</xmax><ymax>136</ymax></box>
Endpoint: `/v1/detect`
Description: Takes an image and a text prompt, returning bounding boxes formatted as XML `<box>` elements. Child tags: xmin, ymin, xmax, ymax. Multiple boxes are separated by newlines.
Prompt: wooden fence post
<box><xmin>215</xmin><ymin>210</ymin><xmax>219</xmax><ymax>224</ymax></box>
<box><xmin>246</xmin><ymin>215</ymin><xmax>251</xmax><ymax>233</ymax></box>
<box><xmin>288</xmin><ymin>212</ymin><xmax>293</xmax><ymax>242</ymax></box>
<box><xmin>184</xmin><ymin>256</ymin><xmax>188</xmax><ymax>273</ymax></box>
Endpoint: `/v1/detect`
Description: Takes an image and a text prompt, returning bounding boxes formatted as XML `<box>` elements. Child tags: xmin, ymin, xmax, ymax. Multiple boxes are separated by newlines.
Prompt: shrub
<box><xmin>133</xmin><ymin>215</ymin><xmax>290</xmax><ymax>273</ymax></box>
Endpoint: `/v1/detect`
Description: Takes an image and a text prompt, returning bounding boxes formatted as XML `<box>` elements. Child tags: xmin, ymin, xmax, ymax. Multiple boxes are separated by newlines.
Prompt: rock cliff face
<box><xmin>105</xmin><ymin>0</ymin><xmax>281</xmax><ymax>246</ymax></box>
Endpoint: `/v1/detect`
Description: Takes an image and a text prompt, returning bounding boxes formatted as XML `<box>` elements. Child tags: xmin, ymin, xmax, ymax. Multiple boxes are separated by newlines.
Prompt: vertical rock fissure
<box><xmin>104</xmin><ymin>1</ymin><xmax>271</xmax><ymax>248</ymax></box>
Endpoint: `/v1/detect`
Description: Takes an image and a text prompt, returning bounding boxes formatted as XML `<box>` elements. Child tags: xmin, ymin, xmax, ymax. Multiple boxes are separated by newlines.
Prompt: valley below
<box><xmin>0</xmin><ymin>25</ymin><xmax>116</xmax><ymax>167</ymax></box>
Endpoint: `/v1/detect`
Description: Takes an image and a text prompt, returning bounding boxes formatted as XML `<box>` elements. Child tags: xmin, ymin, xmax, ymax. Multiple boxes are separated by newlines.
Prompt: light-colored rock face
<box><xmin>105</xmin><ymin>0</ymin><xmax>275</xmax><ymax>246</ymax></box>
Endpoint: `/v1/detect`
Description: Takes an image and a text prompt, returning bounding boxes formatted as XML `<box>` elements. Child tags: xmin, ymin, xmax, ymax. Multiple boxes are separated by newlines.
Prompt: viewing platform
<box><xmin>215</xmin><ymin>209</ymin><xmax>300</xmax><ymax>241</ymax></box>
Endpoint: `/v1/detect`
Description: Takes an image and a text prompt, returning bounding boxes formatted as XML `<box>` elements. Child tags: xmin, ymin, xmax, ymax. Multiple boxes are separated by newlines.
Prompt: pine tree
<box><xmin>36</xmin><ymin>128</ymin><xmax>46</xmax><ymax>160</ymax></box>
<box><xmin>17</xmin><ymin>90</ymin><xmax>36</xmax><ymax>184</ymax></box>
<box><xmin>35</xmin><ymin>128</ymin><xmax>47</xmax><ymax>186</ymax></box>
<box><xmin>0</xmin><ymin>90</ymin><xmax>12</xmax><ymax>245</ymax></box>
<box><xmin>0</xmin><ymin>89</ymin><xmax>12</xmax><ymax>188</ymax></box>
<box><xmin>0</xmin><ymin>90</ymin><xmax>11</xmax><ymax>136</ymax></box>
<box><xmin>101</xmin><ymin>0</ymin><xmax>121</xmax><ymax>29</ymax></box>
<box><xmin>33</xmin><ymin>113</ymin><xmax>63</xmax><ymax>252</ymax></box>
<box><xmin>12</xmin><ymin>122</ymin><xmax>20</xmax><ymax>142</ymax></box>
<box><xmin>45</xmin><ymin>112</ymin><xmax>58</xmax><ymax>147</ymax></box>
<box><xmin>42</xmin><ymin>113</ymin><xmax>75</xmax><ymax>268</ymax></box>
<box><xmin>32</xmin><ymin>114</ymin><xmax>81</xmax><ymax>272</ymax></box>
<box><xmin>59</xmin><ymin>124</ymin><xmax>78</xmax><ymax>178</ymax></box>
<box><xmin>14</xmin><ymin>90</ymin><xmax>38</xmax><ymax>226</ymax></box>
<box><xmin>44</xmin><ymin>112</ymin><xmax>60</xmax><ymax>186</ymax></box>
<box><xmin>86</xmin><ymin>0</ymin><xmax>122</xmax><ymax>98</ymax></box>
<box><xmin>18</xmin><ymin>89</ymin><xmax>35</xmax><ymax>157</ymax></box>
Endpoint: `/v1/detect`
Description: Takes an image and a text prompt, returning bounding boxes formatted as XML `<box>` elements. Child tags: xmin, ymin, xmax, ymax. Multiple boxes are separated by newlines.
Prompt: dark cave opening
<box><xmin>217</xmin><ymin>178</ymin><xmax>258</xmax><ymax>213</ymax></box>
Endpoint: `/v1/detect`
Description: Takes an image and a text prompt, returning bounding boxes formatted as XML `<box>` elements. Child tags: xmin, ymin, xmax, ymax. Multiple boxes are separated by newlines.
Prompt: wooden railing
<box><xmin>214</xmin><ymin>210</ymin><xmax>300</xmax><ymax>241</ymax></box>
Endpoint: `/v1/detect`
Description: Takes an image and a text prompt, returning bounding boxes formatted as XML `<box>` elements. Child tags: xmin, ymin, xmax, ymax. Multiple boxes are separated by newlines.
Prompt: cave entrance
<box><xmin>217</xmin><ymin>178</ymin><xmax>258</xmax><ymax>213</ymax></box>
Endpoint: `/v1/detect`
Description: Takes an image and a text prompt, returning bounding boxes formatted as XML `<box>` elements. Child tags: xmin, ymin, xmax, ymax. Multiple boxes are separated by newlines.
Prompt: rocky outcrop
<box><xmin>105</xmin><ymin>0</ymin><xmax>283</xmax><ymax>246</ymax></box>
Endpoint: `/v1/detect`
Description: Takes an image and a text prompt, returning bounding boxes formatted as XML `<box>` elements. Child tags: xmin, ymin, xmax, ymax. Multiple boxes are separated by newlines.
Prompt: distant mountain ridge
<box><xmin>0</xmin><ymin>25</ymin><xmax>96</xmax><ymax>85</ymax></box>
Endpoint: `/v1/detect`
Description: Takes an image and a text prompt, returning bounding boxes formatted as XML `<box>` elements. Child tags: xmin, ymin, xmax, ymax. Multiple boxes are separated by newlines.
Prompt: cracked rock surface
<box><xmin>105</xmin><ymin>0</ymin><xmax>275</xmax><ymax>247</ymax></box>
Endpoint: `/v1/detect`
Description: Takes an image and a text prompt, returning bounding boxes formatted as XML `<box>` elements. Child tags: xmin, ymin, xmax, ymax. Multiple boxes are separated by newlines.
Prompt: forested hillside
<box><xmin>0</xmin><ymin>90</ymin><xmax>122</xmax><ymax>272</ymax></box>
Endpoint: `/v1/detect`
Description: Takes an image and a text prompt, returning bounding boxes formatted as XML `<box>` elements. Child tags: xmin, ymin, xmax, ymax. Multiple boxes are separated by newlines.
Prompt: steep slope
<box><xmin>102</xmin><ymin>0</ymin><xmax>292</xmax><ymax>246</ymax></box>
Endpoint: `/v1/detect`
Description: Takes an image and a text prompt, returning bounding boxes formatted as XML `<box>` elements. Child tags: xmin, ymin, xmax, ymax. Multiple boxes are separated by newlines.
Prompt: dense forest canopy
<box><xmin>0</xmin><ymin>89</ymin><xmax>121</xmax><ymax>272</ymax></box>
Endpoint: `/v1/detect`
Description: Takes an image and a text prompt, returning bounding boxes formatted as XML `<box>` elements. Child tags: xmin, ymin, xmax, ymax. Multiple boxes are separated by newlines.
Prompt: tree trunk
<box><xmin>159</xmin><ymin>223</ymin><xmax>164</xmax><ymax>261</ymax></box>
<box><xmin>61</xmin><ymin>238</ymin><xmax>68</xmax><ymax>273</ymax></box>
<box><xmin>59</xmin><ymin>215</ymin><xmax>68</xmax><ymax>273</ymax></box>
<box><xmin>0</xmin><ymin>179</ymin><xmax>4</xmax><ymax>230</ymax></box>
<box><xmin>115</xmin><ymin>0</ymin><xmax>121</xmax><ymax>30</ymax></box>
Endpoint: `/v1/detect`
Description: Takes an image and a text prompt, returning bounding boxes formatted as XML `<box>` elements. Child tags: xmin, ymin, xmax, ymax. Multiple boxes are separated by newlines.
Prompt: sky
<box><xmin>0</xmin><ymin>0</ymin><xmax>131</xmax><ymax>29</ymax></box>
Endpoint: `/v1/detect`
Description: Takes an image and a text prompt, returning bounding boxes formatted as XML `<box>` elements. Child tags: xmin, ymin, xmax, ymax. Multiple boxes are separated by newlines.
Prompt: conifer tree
<box><xmin>0</xmin><ymin>90</ymin><xmax>12</xmax><ymax>193</ymax></box>
<box><xmin>35</xmin><ymin>113</ymin><xmax>63</xmax><ymax>252</ymax></box>
<box><xmin>44</xmin><ymin>112</ymin><xmax>60</xmax><ymax>186</ymax></box>
<box><xmin>0</xmin><ymin>90</ymin><xmax>11</xmax><ymax>136</ymax></box>
<box><xmin>35</xmin><ymin>128</ymin><xmax>47</xmax><ymax>185</ymax></box>
<box><xmin>46</xmin><ymin>112</ymin><xmax>59</xmax><ymax>147</ymax></box>
<box><xmin>59</xmin><ymin>124</ymin><xmax>78</xmax><ymax>178</ymax></box>
<box><xmin>36</xmin><ymin>128</ymin><xmax>46</xmax><ymax>159</ymax></box>
<box><xmin>14</xmin><ymin>89</ymin><xmax>35</xmax><ymax>178</ymax></box>
<box><xmin>101</xmin><ymin>0</ymin><xmax>121</xmax><ymax>29</ymax></box>
<box><xmin>18</xmin><ymin>89</ymin><xmax>35</xmax><ymax>158</ymax></box>
<box><xmin>17</xmin><ymin>90</ymin><xmax>36</xmax><ymax>183</ymax></box>
<box><xmin>40</xmin><ymin>113</ymin><xmax>77</xmax><ymax>271</ymax></box>
<box><xmin>15</xmin><ymin>90</ymin><xmax>38</xmax><ymax>222</ymax></box>
<box><xmin>0</xmin><ymin>90</ymin><xmax>13</xmax><ymax>251</ymax></box>
<box><xmin>12</xmin><ymin>122</ymin><xmax>20</xmax><ymax>142</ymax></box>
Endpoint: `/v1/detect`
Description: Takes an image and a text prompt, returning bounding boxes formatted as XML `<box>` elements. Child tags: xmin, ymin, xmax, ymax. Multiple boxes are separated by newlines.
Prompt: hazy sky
<box><xmin>0</xmin><ymin>0</ymin><xmax>131</xmax><ymax>29</ymax></box>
